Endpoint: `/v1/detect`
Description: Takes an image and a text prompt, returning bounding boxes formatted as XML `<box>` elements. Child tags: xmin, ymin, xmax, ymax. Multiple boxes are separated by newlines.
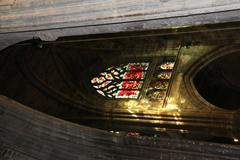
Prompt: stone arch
<box><xmin>184</xmin><ymin>45</ymin><xmax>240</xmax><ymax>111</ymax></box>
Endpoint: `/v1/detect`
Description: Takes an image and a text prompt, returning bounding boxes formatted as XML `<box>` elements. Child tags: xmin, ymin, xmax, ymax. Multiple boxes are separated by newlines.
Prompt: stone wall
<box><xmin>1</xmin><ymin>0</ymin><xmax>240</xmax><ymax>49</ymax></box>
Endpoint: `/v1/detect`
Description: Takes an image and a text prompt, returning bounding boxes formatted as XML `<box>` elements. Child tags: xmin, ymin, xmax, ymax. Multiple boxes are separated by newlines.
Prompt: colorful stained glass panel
<box><xmin>151</xmin><ymin>81</ymin><xmax>169</xmax><ymax>90</ymax></box>
<box><xmin>146</xmin><ymin>90</ymin><xmax>166</xmax><ymax>100</ymax></box>
<box><xmin>124</xmin><ymin>62</ymin><xmax>149</xmax><ymax>71</ymax></box>
<box><xmin>121</xmin><ymin>71</ymin><xmax>146</xmax><ymax>80</ymax></box>
<box><xmin>116</xmin><ymin>90</ymin><xmax>140</xmax><ymax>99</ymax></box>
<box><xmin>159</xmin><ymin>62</ymin><xmax>175</xmax><ymax>70</ymax></box>
<box><xmin>117</xmin><ymin>81</ymin><xmax>143</xmax><ymax>90</ymax></box>
<box><xmin>91</xmin><ymin>62</ymin><xmax>149</xmax><ymax>99</ymax></box>
<box><xmin>157</xmin><ymin>71</ymin><xmax>172</xmax><ymax>79</ymax></box>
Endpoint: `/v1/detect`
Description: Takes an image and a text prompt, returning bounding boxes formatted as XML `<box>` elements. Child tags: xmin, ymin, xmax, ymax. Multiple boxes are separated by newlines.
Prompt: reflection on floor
<box><xmin>1</xmin><ymin>22</ymin><xmax>240</xmax><ymax>145</ymax></box>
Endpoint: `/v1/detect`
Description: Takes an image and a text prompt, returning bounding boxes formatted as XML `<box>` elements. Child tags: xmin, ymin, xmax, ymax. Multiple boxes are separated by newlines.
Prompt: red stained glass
<box><xmin>119</xmin><ymin>63</ymin><xmax>147</xmax><ymax>71</ymax></box>
<box><xmin>91</xmin><ymin>59</ymin><xmax>176</xmax><ymax>101</ymax></box>
<box><xmin>118</xmin><ymin>81</ymin><xmax>142</xmax><ymax>89</ymax></box>
<box><xmin>123</xmin><ymin>71</ymin><xmax>145</xmax><ymax>79</ymax></box>
<box><xmin>128</xmin><ymin>63</ymin><xmax>148</xmax><ymax>70</ymax></box>
<box><xmin>116</xmin><ymin>90</ymin><xmax>140</xmax><ymax>98</ymax></box>
<box><xmin>91</xmin><ymin>62</ymin><xmax>149</xmax><ymax>99</ymax></box>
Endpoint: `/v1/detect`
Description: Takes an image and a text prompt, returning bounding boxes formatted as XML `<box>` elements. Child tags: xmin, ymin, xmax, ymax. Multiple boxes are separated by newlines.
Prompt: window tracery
<box><xmin>91</xmin><ymin>63</ymin><xmax>149</xmax><ymax>99</ymax></box>
<box><xmin>145</xmin><ymin>61</ymin><xmax>175</xmax><ymax>101</ymax></box>
<box><xmin>91</xmin><ymin>59</ymin><xmax>175</xmax><ymax>101</ymax></box>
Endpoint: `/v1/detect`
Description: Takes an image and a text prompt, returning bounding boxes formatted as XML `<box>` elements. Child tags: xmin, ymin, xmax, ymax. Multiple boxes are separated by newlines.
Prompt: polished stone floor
<box><xmin>1</xmin><ymin>22</ymin><xmax>240</xmax><ymax>145</ymax></box>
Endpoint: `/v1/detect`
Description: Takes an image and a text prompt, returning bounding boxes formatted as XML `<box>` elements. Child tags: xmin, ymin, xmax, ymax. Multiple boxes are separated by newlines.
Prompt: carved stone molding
<box><xmin>1</xmin><ymin>0</ymin><xmax>240</xmax><ymax>50</ymax></box>
<box><xmin>183</xmin><ymin>45</ymin><xmax>240</xmax><ymax>112</ymax></box>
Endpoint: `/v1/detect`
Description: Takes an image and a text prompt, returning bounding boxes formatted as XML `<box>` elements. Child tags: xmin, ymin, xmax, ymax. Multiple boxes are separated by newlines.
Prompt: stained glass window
<box><xmin>157</xmin><ymin>71</ymin><xmax>172</xmax><ymax>79</ymax></box>
<box><xmin>146</xmin><ymin>60</ymin><xmax>175</xmax><ymax>101</ymax></box>
<box><xmin>146</xmin><ymin>90</ymin><xmax>166</xmax><ymax>100</ymax></box>
<box><xmin>91</xmin><ymin>58</ymin><xmax>176</xmax><ymax>101</ymax></box>
<box><xmin>150</xmin><ymin>81</ymin><xmax>169</xmax><ymax>90</ymax></box>
<box><xmin>91</xmin><ymin>63</ymin><xmax>149</xmax><ymax>99</ymax></box>
<box><xmin>159</xmin><ymin>62</ymin><xmax>175</xmax><ymax>70</ymax></box>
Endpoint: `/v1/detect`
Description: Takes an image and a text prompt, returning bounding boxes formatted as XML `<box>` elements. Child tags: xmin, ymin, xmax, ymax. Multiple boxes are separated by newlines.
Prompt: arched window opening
<box><xmin>193</xmin><ymin>52</ymin><xmax>240</xmax><ymax>110</ymax></box>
